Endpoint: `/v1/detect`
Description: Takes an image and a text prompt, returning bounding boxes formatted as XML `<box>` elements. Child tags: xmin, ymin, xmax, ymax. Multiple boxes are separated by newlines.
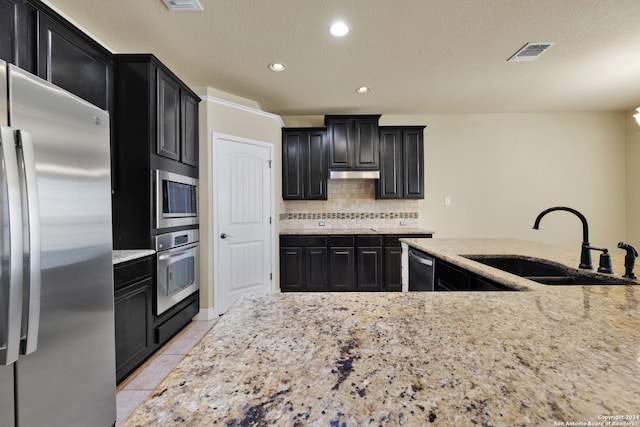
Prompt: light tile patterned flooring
<box><xmin>115</xmin><ymin>318</ymin><xmax>219</xmax><ymax>426</ymax></box>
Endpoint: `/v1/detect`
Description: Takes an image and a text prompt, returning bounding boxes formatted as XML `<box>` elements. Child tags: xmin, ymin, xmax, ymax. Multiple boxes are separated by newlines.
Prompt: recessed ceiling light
<box><xmin>268</xmin><ymin>62</ymin><xmax>286</xmax><ymax>72</ymax></box>
<box><xmin>330</xmin><ymin>22</ymin><xmax>350</xmax><ymax>37</ymax></box>
<box><xmin>355</xmin><ymin>86</ymin><xmax>370</xmax><ymax>94</ymax></box>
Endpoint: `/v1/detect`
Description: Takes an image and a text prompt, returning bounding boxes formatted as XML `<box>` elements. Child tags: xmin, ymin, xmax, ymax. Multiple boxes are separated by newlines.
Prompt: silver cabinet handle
<box><xmin>220</xmin><ymin>233</ymin><xmax>233</xmax><ymax>239</ymax></box>
<box><xmin>0</xmin><ymin>126</ymin><xmax>23</xmax><ymax>365</ymax></box>
<box><xmin>16</xmin><ymin>130</ymin><xmax>40</xmax><ymax>355</ymax></box>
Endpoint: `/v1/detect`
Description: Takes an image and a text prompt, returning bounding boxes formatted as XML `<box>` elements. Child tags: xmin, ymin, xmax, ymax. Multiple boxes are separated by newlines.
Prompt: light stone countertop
<box><xmin>112</xmin><ymin>249</ymin><xmax>155</xmax><ymax>265</ymax></box>
<box><xmin>280</xmin><ymin>227</ymin><xmax>435</xmax><ymax>235</ymax></box>
<box><xmin>123</xmin><ymin>238</ymin><xmax>640</xmax><ymax>426</ymax></box>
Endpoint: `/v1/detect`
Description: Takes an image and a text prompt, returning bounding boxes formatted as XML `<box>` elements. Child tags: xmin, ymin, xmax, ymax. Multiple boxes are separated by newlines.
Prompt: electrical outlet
<box><xmin>399</xmin><ymin>220</ymin><xmax>407</xmax><ymax>226</ymax></box>
<box><xmin>444</xmin><ymin>197</ymin><xmax>452</xmax><ymax>206</ymax></box>
<box><xmin>319</xmin><ymin>221</ymin><xmax>326</xmax><ymax>226</ymax></box>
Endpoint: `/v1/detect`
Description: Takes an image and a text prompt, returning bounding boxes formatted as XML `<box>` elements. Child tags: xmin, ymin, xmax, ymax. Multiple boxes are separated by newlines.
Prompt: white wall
<box><xmin>195</xmin><ymin>87</ymin><xmax>282</xmax><ymax>317</ymax></box>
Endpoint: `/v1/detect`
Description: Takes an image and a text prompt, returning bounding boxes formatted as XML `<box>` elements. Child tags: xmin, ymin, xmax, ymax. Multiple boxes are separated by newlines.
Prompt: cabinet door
<box><xmin>353</xmin><ymin>118</ymin><xmax>379</xmax><ymax>170</ymax></box>
<box><xmin>329</xmin><ymin>247</ymin><xmax>356</xmax><ymax>291</ymax></box>
<box><xmin>280</xmin><ymin>247</ymin><xmax>304</xmax><ymax>291</ymax></box>
<box><xmin>282</xmin><ymin>130</ymin><xmax>304</xmax><ymax>199</ymax></box>
<box><xmin>37</xmin><ymin>11</ymin><xmax>111</xmax><ymax>110</ymax></box>
<box><xmin>156</xmin><ymin>69</ymin><xmax>181</xmax><ymax>161</ymax></box>
<box><xmin>377</xmin><ymin>128</ymin><xmax>403</xmax><ymax>199</ymax></box>
<box><xmin>114</xmin><ymin>277</ymin><xmax>153</xmax><ymax>383</ymax></box>
<box><xmin>305</xmin><ymin>247</ymin><xmax>328</xmax><ymax>291</ymax></box>
<box><xmin>384</xmin><ymin>246</ymin><xmax>403</xmax><ymax>291</ymax></box>
<box><xmin>327</xmin><ymin>117</ymin><xmax>352</xmax><ymax>169</ymax></box>
<box><xmin>181</xmin><ymin>91</ymin><xmax>199</xmax><ymax>166</ymax></box>
<box><xmin>358</xmin><ymin>247</ymin><xmax>383</xmax><ymax>291</ymax></box>
<box><xmin>304</xmin><ymin>129</ymin><xmax>327</xmax><ymax>200</ymax></box>
<box><xmin>403</xmin><ymin>128</ymin><xmax>424</xmax><ymax>198</ymax></box>
<box><xmin>0</xmin><ymin>0</ymin><xmax>30</xmax><ymax>71</ymax></box>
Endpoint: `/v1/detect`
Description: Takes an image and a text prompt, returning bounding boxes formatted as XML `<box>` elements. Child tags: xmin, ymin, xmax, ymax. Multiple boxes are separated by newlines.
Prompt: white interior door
<box><xmin>214</xmin><ymin>133</ymin><xmax>274</xmax><ymax>313</ymax></box>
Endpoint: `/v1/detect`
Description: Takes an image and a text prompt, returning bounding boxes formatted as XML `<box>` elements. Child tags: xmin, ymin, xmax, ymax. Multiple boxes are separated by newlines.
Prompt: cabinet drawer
<box><xmin>357</xmin><ymin>235</ymin><xmax>382</xmax><ymax>247</ymax></box>
<box><xmin>330</xmin><ymin>235</ymin><xmax>355</xmax><ymax>247</ymax></box>
<box><xmin>280</xmin><ymin>235</ymin><xmax>327</xmax><ymax>247</ymax></box>
<box><xmin>114</xmin><ymin>256</ymin><xmax>153</xmax><ymax>290</ymax></box>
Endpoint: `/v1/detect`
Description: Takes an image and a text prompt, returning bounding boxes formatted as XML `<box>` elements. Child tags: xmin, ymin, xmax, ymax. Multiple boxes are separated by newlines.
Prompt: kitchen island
<box><xmin>124</xmin><ymin>239</ymin><xmax>640</xmax><ymax>426</ymax></box>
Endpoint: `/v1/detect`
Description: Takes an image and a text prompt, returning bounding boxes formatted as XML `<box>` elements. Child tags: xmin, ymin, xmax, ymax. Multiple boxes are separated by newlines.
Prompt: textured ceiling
<box><xmin>43</xmin><ymin>0</ymin><xmax>640</xmax><ymax>116</ymax></box>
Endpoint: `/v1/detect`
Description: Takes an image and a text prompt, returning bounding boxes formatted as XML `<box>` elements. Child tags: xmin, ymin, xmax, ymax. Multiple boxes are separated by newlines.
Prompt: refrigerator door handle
<box><xmin>16</xmin><ymin>130</ymin><xmax>41</xmax><ymax>355</ymax></box>
<box><xmin>0</xmin><ymin>126</ymin><xmax>24</xmax><ymax>365</ymax></box>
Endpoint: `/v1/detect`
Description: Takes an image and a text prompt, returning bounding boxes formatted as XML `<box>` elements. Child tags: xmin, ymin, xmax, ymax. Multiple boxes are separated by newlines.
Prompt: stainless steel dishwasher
<box><xmin>408</xmin><ymin>248</ymin><xmax>435</xmax><ymax>291</ymax></box>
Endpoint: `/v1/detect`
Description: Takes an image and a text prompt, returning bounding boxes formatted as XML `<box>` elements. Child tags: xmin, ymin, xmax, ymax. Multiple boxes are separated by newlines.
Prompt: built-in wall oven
<box><xmin>154</xmin><ymin>229</ymin><xmax>200</xmax><ymax>315</ymax></box>
<box><xmin>154</xmin><ymin>169</ymin><xmax>198</xmax><ymax>230</ymax></box>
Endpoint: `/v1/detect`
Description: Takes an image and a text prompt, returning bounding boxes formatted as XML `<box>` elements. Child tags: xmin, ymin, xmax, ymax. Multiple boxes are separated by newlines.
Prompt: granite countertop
<box><xmin>280</xmin><ymin>227</ymin><xmax>435</xmax><ymax>236</ymax></box>
<box><xmin>112</xmin><ymin>249</ymin><xmax>155</xmax><ymax>265</ymax></box>
<box><xmin>124</xmin><ymin>240</ymin><xmax>640</xmax><ymax>426</ymax></box>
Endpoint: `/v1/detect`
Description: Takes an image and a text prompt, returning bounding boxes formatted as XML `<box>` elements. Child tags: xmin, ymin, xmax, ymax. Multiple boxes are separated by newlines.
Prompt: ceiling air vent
<box><xmin>162</xmin><ymin>0</ymin><xmax>203</xmax><ymax>11</ymax></box>
<box><xmin>508</xmin><ymin>42</ymin><xmax>555</xmax><ymax>62</ymax></box>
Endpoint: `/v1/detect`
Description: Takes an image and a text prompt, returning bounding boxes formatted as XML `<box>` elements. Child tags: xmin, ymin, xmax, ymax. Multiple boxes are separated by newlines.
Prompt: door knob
<box><xmin>220</xmin><ymin>233</ymin><xmax>232</xmax><ymax>239</ymax></box>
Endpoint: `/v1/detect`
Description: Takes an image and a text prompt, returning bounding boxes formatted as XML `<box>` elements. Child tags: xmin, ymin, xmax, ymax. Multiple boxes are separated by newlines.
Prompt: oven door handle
<box><xmin>157</xmin><ymin>243</ymin><xmax>199</xmax><ymax>261</ymax></box>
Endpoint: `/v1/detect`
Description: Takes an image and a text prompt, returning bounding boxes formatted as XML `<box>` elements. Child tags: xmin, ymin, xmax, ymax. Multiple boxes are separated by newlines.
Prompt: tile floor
<box><xmin>115</xmin><ymin>318</ymin><xmax>219</xmax><ymax>426</ymax></box>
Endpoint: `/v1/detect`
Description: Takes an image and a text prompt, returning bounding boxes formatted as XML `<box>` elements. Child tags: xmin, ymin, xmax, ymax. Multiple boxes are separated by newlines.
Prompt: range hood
<box><xmin>329</xmin><ymin>170</ymin><xmax>380</xmax><ymax>179</ymax></box>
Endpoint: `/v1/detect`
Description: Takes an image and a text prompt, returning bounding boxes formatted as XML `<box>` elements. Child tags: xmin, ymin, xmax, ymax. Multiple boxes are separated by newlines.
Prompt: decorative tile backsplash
<box><xmin>281</xmin><ymin>179</ymin><xmax>419</xmax><ymax>229</ymax></box>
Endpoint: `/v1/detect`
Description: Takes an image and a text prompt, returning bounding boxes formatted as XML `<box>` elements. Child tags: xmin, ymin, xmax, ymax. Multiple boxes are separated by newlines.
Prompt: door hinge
<box><xmin>270</xmin><ymin>273</ymin><xmax>273</xmax><ymax>281</ymax></box>
<box><xmin>268</xmin><ymin>160</ymin><xmax>272</xmax><ymax>168</ymax></box>
<box><xmin>269</xmin><ymin>216</ymin><xmax>272</xmax><ymax>224</ymax></box>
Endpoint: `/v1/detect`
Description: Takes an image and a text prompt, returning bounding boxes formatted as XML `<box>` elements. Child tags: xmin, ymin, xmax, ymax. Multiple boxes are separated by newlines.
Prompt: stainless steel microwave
<box><xmin>154</xmin><ymin>169</ymin><xmax>198</xmax><ymax>229</ymax></box>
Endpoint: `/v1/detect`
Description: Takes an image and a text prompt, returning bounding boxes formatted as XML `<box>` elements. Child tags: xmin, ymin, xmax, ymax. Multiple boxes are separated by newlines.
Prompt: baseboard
<box><xmin>193</xmin><ymin>307</ymin><xmax>219</xmax><ymax>321</ymax></box>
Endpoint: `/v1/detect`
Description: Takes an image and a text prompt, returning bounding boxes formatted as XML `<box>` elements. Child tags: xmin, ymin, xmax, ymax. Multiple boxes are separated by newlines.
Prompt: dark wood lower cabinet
<box><xmin>329</xmin><ymin>247</ymin><xmax>356</xmax><ymax>291</ymax></box>
<box><xmin>433</xmin><ymin>259</ymin><xmax>517</xmax><ymax>292</ymax></box>
<box><xmin>356</xmin><ymin>236</ymin><xmax>383</xmax><ymax>291</ymax></box>
<box><xmin>384</xmin><ymin>247</ymin><xmax>403</xmax><ymax>291</ymax></box>
<box><xmin>114</xmin><ymin>255</ymin><xmax>199</xmax><ymax>384</ymax></box>
<box><xmin>306</xmin><ymin>247</ymin><xmax>328</xmax><ymax>291</ymax></box>
<box><xmin>358</xmin><ymin>247</ymin><xmax>383</xmax><ymax>290</ymax></box>
<box><xmin>280</xmin><ymin>236</ymin><xmax>329</xmax><ymax>292</ymax></box>
<box><xmin>280</xmin><ymin>233</ymin><xmax>432</xmax><ymax>292</ymax></box>
<box><xmin>114</xmin><ymin>257</ymin><xmax>153</xmax><ymax>384</ymax></box>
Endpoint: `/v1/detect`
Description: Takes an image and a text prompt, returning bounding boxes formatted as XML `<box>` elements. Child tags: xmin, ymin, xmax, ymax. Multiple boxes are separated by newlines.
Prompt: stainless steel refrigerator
<box><xmin>0</xmin><ymin>59</ymin><xmax>116</xmax><ymax>427</ymax></box>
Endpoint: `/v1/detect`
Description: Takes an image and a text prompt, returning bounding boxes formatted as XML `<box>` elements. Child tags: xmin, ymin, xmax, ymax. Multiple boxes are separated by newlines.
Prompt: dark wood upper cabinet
<box><xmin>282</xmin><ymin>127</ymin><xmax>327</xmax><ymax>200</ymax></box>
<box><xmin>0</xmin><ymin>0</ymin><xmax>32</xmax><ymax>72</ymax></box>
<box><xmin>181</xmin><ymin>92</ymin><xmax>199</xmax><ymax>167</ymax></box>
<box><xmin>403</xmin><ymin>127</ymin><xmax>425</xmax><ymax>198</ymax></box>
<box><xmin>114</xmin><ymin>54</ymin><xmax>200</xmax><ymax>167</ymax></box>
<box><xmin>36</xmin><ymin>10</ymin><xmax>112</xmax><ymax>111</ymax></box>
<box><xmin>325</xmin><ymin>115</ymin><xmax>380</xmax><ymax>170</ymax></box>
<box><xmin>377</xmin><ymin>126</ymin><xmax>426</xmax><ymax>199</ymax></box>
<box><xmin>378</xmin><ymin>128</ymin><xmax>403</xmax><ymax>199</ymax></box>
<box><xmin>156</xmin><ymin>69</ymin><xmax>181</xmax><ymax>161</ymax></box>
<box><xmin>0</xmin><ymin>0</ymin><xmax>111</xmax><ymax>109</ymax></box>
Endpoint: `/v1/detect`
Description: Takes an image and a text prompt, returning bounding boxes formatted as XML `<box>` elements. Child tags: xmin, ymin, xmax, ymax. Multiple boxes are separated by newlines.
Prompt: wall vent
<box><xmin>162</xmin><ymin>0</ymin><xmax>203</xmax><ymax>11</ymax></box>
<box><xmin>508</xmin><ymin>42</ymin><xmax>555</xmax><ymax>62</ymax></box>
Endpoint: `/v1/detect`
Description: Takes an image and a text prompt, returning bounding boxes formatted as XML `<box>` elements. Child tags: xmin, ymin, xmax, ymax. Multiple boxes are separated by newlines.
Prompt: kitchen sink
<box><xmin>462</xmin><ymin>255</ymin><xmax>633</xmax><ymax>286</ymax></box>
